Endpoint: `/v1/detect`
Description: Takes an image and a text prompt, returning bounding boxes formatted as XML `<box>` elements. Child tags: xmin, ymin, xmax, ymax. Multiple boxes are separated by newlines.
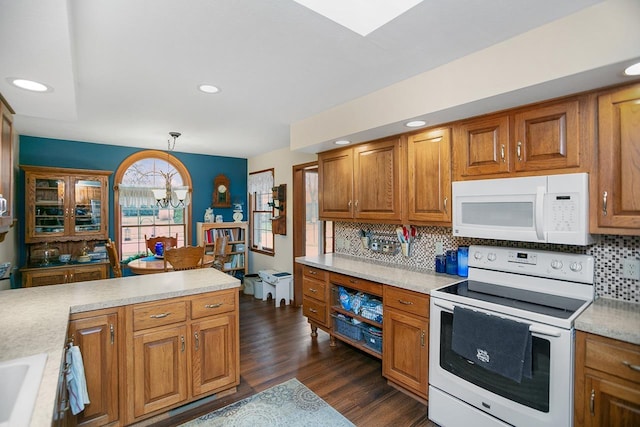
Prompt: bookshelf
<box><xmin>197</xmin><ymin>222</ymin><xmax>248</xmax><ymax>275</ymax></box>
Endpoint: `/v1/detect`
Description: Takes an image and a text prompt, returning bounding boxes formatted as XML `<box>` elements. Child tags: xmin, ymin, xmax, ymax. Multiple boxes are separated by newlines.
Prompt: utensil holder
<box><xmin>401</xmin><ymin>242</ymin><xmax>412</xmax><ymax>257</ymax></box>
<box><xmin>361</xmin><ymin>237</ymin><xmax>370</xmax><ymax>250</ymax></box>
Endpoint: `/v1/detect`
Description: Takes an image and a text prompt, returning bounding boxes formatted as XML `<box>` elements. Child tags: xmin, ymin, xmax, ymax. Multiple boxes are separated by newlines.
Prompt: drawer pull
<box><xmin>622</xmin><ymin>361</ymin><xmax>640</xmax><ymax>372</ymax></box>
<box><xmin>110</xmin><ymin>324</ymin><xmax>114</xmax><ymax>345</ymax></box>
<box><xmin>181</xmin><ymin>335</ymin><xmax>185</xmax><ymax>352</ymax></box>
<box><xmin>309</xmin><ymin>308</ymin><xmax>318</xmax><ymax>314</ymax></box>
<box><xmin>150</xmin><ymin>312</ymin><xmax>171</xmax><ymax>319</ymax></box>
<box><xmin>420</xmin><ymin>330</ymin><xmax>425</xmax><ymax>347</ymax></box>
<box><xmin>204</xmin><ymin>303</ymin><xmax>223</xmax><ymax>309</ymax></box>
<box><xmin>602</xmin><ymin>191</ymin><xmax>608</xmax><ymax>216</ymax></box>
<box><xmin>308</xmin><ymin>270</ymin><xmax>317</xmax><ymax>275</ymax></box>
<box><xmin>309</xmin><ymin>288</ymin><xmax>318</xmax><ymax>293</ymax></box>
<box><xmin>194</xmin><ymin>331</ymin><xmax>199</xmax><ymax>351</ymax></box>
<box><xmin>398</xmin><ymin>299</ymin><xmax>414</xmax><ymax>305</ymax></box>
<box><xmin>589</xmin><ymin>389</ymin><xmax>595</xmax><ymax>416</ymax></box>
<box><xmin>349</xmin><ymin>279</ymin><xmax>358</xmax><ymax>284</ymax></box>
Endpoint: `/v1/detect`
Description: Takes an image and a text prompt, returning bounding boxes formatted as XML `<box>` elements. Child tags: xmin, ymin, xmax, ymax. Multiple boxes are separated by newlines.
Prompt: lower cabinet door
<box><xmin>382</xmin><ymin>309</ymin><xmax>429</xmax><ymax>399</ymax></box>
<box><xmin>23</xmin><ymin>269</ymin><xmax>69</xmax><ymax>287</ymax></box>
<box><xmin>70</xmin><ymin>265</ymin><xmax>108</xmax><ymax>283</ymax></box>
<box><xmin>133</xmin><ymin>325</ymin><xmax>188</xmax><ymax>417</ymax></box>
<box><xmin>191</xmin><ymin>313</ymin><xmax>239</xmax><ymax>397</ymax></box>
<box><xmin>67</xmin><ymin>311</ymin><xmax>119</xmax><ymax>427</ymax></box>
<box><xmin>585</xmin><ymin>375</ymin><xmax>640</xmax><ymax>427</ymax></box>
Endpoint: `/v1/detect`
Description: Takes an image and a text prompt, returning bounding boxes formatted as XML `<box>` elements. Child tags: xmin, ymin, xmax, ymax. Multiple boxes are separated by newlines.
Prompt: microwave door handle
<box><xmin>535</xmin><ymin>186</ymin><xmax>545</xmax><ymax>241</ymax></box>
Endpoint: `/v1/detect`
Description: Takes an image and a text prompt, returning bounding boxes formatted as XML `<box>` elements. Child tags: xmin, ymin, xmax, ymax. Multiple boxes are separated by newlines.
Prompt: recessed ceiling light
<box><xmin>624</xmin><ymin>62</ymin><xmax>640</xmax><ymax>76</ymax></box>
<box><xmin>198</xmin><ymin>84</ymin><xmax>220</xmax><ymax>94</ymax></box>
<box><xmin>8</xmin><ymin>78</ymin><xmax>51</xmax><ymax>92</ymax></box>
<box><xmin>334</xmin><ymin>140</ymin><xmax>351</xmax><ymax>145</ymax></box>
<box><xmin>405</xmin><ymin>120</ymin><xmax>426</xmax><ymax>128</ymax></box>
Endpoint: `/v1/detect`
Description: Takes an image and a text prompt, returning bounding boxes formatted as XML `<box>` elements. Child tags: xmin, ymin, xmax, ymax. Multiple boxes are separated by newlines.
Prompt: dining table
<box><xmin>127</xmin><ymin>254</ymin><xmax>215</xmax><ymax>274</ymax></box>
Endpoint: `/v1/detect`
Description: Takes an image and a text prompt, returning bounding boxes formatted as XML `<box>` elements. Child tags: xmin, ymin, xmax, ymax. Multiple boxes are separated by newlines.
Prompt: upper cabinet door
<box><xmin>407</xmin><ymin>128</ymin><xmax>451</xmax><ymax>224</ymax></box>
<box><xmin>513</xmin><ymin>99</ymin><xmax>581</xmax><ymax>172</ymax></box>
<box><xmin>353</xmin><ymin>138</ymin><xmax>402</xmax><ymax>221</ymax></box>
<box><xmin>318</xmin><ymin>148</ymin><xmax>354</xmax><ymax>219</ymax></box>
<box><xmin>455</xmin><ymin>115</ymin><xmax>510</xmax><ymax>178</ymax></box>
<box><xmin>594</xmin><ymin>83</ymin><xmax>640</xmax><ymax>233</ymax></box>
<box><xmin>23</xmin><ymin>166</ymin><xmax>111</xmax><ymax>243</ymax></box>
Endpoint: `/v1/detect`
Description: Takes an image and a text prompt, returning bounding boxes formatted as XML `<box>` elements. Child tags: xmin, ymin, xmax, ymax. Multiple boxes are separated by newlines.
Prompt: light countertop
<box><xmin>0</xmin><ymin>269</ymin><xmax>240</xmax><ymax>427</ymax></box>
<box><xmin>575</xmin><ymin>297</ymin><xmax>640</xmax><ymax>346</ymax></box>
<box><xmin>296</xmin><ymin>254</ymin><xmax>640</xmax><ymax>347</ymax></box>
<box><xmin>295</xmin><ymin>253</ymin><xmax>461</xmax><ymax>295</ymax></box>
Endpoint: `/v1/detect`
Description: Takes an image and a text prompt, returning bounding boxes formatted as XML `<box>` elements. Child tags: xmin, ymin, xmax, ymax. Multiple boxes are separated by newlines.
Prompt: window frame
<box><xmin>114</xmin><ymin>150</ymin><xmax>193</xmax><ymax>260</ymax></box>
<box><xmin>248</xmin><ymin>168</ymin><xmax>275</xmax><ymax>256</ymax></box>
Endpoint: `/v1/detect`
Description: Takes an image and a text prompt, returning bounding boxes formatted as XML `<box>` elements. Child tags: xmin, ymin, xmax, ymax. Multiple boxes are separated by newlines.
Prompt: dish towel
<box><xmin>451</xmin><ymin>306</ymin><xmax>532</xmax><ymax>383</ymax></box>
<box><xmin>66</xmin><ymin>345</ymin><xmax>90</xmax><ymax>415</ymax></box>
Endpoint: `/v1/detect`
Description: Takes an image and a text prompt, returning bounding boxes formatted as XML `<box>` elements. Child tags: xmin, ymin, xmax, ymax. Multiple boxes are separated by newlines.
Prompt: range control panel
<box><xmin>469</xmin><ymin>245</ymin><xmax>594</xmax><ymax>284</ymax></box>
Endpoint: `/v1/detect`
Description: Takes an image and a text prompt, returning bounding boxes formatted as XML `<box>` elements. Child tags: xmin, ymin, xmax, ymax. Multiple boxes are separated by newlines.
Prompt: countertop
<box><xmin>575</xmin><ymin>297</ymin><xmax>640</xmax><ymax>346</ymax></box>
<box><xmin>0</xmin><ymin>268</ymin><xmax>240</xmax><ymax>427</ymax></box>
<box><xmin>296</xmin><ymin>253</ymin><xmax>461</xmax><ymax>295</ymax></box>
<box><xmin>297</xmin><ymin>254</ymin><xmax>640</xmax><ymax>347</ymax></box>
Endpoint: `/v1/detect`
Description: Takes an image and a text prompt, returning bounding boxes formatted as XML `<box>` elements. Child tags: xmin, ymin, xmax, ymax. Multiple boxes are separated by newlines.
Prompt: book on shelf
<box><xmin>203</xmin><ymin>226</ymin><xmax>245</xmax><ymax>244</ymax></box>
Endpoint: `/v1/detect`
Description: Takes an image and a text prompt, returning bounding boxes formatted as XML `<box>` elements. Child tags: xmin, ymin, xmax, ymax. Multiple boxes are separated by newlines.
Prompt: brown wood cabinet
<box><xmin>22</xmin><ymin>165</ymin><xmax>111</xmax><ymax>243</ymax></box>
<box><xmin>591</xmin><ymin>82</ymin><xmax>640</xmax><ymax>234</ymax></box>
<box><xmin>298</xmin><ymin>263</ymin><xmax>433</xmax><ymax>403</ymax></box>
<box><xmin>301</xmin><ymin>266</ymin><xmax>330</xmax><ymax>334</ymax></box>
<box><xmin>382</xmin><ymin>287</ymin><xmax>429</xmax><ymax>402</ymax></box>
<box><xmin>0</xmin><ymin>93</ymin><xmax>14</xmax><ymax>236</ymax></box>
<box><xmin>575</xmin><ymin>331</ymin><xmax>640</xmax><ymax>427</ymax></box>
<box><xmin>125</xmin><ymin>289</ymin><xmax>239</xmax><ymax>424</ymax></box>
<box><xmin>21</xmin><ymin>262</ymin><xmax>109</xmax><ymax>287</ymax></box>
<box><xmin>454</xmin><ymin>96</ymin><xmax>589</xmax><ymax>180</ymax></box>
<box><xmin>406</xmin><ymin>127</ymin><xmax>451</xmax><ymax>224</ymax></box>
<box><xmin>67</xmin><ymin>308</ymin><xmax>121</xmax><ymax>427</ymax></box>
<box><xmin>319</xmin><ymin>137</ymin><xmax>402</xmax><ymax>221</ymax></box>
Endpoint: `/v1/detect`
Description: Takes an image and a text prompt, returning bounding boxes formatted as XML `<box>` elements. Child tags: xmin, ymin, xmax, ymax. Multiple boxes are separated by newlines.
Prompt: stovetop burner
<box><xmin>438</xmin><ymin>280</ymin><xmax>588</xmax><ymax>319</ymax></box>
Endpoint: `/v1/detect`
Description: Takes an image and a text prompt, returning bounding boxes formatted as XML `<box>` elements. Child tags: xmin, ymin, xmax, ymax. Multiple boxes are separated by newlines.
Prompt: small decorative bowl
<box><xmin>77</xmin><ymin>255</ymin><xmax>91</xmax><ymax>263</ymax></box>
<box><xmin>59</xmin><ymin>254</ymin><xmax>71</xmax><ymax>263</ymax></box>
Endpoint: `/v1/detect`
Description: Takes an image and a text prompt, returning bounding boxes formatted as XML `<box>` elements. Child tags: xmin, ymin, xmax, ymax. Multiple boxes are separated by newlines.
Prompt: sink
<box><xmin>0</xmin><ymin>353</ymin><xmax>47</xmax><ymax>427</ymax></box>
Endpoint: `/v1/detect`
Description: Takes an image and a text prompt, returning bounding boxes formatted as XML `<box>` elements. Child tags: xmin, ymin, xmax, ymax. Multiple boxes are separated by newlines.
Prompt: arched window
<box><xmin>114</xmin><ymin>150</ymin><xmax>192</xmax><ymax>260</ymax></box>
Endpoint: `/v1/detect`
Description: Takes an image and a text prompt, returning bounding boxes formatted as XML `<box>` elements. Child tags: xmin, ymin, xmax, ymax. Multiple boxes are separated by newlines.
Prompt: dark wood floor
<box><xmin>153</xmin><ymin>293</ymin><xmax>436</xmax><ymax>426</ymax></box>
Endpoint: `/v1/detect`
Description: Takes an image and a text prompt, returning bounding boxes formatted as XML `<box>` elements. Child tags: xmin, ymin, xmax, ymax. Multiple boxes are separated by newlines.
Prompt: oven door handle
<box><xmin>433</xmin><ymin>300</ymin><xmax>455</xmax><ymax>313</ymax></box>
<box><xmin>528</xmin><ymin>326</ymin><xmax>561</xmax><ymax>338</ymax></box>
<box><xmin>434</xmin><ymin>300</ymin><xmax>563</xmax><ymax>338</ymax></box>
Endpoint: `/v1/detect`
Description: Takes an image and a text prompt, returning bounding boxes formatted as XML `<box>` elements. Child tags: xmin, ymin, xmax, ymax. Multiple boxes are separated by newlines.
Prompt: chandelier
<box><xmin>151</xmin><ymin>132</ymin><xmax>190</xmax><ymax>208</ymax></box>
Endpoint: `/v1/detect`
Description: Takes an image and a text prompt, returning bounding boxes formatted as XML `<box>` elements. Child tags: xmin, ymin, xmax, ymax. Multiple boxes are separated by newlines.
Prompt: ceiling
<box><xmin>0</xmin><ymin>0</ymin><xmax>609</xmax><ymax>158</ymax></box>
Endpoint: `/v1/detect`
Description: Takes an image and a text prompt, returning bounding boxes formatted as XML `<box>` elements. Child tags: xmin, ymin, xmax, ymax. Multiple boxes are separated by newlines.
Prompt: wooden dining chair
<box><xmin>105</xmin><ymin>238</ymin><xmax>123</xmax><ymax>278</ymax></box>
<box><xmin>163</xmin><ymin>246</ymin><xmax>205</xmax><ymax>271</ymax></box>
<box><xmin>212</xmin><ymin>236</ymin><xmax>229</xmax><ymax>271</ymax></box>
<box><xmin>145</xmin><ymin>234</ymin><xmax>178</xmax><ymax>255</ymax></box>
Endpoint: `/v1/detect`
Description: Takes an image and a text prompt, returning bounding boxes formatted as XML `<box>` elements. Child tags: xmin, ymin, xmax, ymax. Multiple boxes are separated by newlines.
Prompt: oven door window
<box><xmin>440</xmin><ymin>311</ymin><xmax>550</xmax><ymax>412</ymax></box>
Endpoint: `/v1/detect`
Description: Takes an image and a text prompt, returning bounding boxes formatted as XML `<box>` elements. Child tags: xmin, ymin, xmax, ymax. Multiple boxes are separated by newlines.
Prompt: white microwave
<box><xmin>452</xmin><ymin>173</ymin><xmax>593</xmax><ymax>245</ymax></box>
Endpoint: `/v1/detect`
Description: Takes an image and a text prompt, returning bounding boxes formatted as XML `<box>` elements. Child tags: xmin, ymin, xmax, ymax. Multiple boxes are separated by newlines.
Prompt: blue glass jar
<box><xmin>445</xmin><ymin>250</ymin><xmax>457</xmax><ymax>275</ymax></box>
<box><xmin>435</xmin><ymin>255</ymin><xmax>446</xmax><ymax>273</ymax></box>
<box><xmin>155</xmin><ymin>242</ymin><xmax>164</xmax><ymax>257</ymax></box>
<box><xmin>457</xmin><ymin>246</ymin><xmax>469</xmax><ymax>277</ymax></box>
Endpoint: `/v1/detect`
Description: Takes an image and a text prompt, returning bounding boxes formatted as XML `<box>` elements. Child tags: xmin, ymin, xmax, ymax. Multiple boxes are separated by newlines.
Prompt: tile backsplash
<box><xmin>334</xmin><ymin>222</ymin><xmax>640</xmax><ymax>303</ymax></box>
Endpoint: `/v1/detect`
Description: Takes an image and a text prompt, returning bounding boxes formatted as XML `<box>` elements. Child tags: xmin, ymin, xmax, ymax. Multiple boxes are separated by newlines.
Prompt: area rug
<box><xmin>181</xmin><ymin>378</ymin><xmax>354</xmax><ymax>427</ymax></box>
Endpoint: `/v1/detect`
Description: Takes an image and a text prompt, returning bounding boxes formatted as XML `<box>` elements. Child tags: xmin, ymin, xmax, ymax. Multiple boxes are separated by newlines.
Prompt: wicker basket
<box><xmin>333</xmin><ymin>315</ymin><xmax>363</xmax><ymax>341</ymax></box>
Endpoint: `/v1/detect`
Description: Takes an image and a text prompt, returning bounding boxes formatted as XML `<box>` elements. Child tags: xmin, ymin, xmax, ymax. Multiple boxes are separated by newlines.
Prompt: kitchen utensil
<box><xmin>395</xmin><ymin>228</ymin><xmax>405</xmax><ymax>243</ymax></box>
<box><xmin>410</xmin><ymin>226</ymin><xmax>417</xmax><ymax>242</ymax></box>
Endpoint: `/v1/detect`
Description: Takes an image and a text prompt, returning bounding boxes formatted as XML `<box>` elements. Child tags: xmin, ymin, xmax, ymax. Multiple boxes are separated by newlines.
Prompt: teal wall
<box><xmin>18</xmin><ymin>135</ymin><xmax>247</xmax><ymax>266</ymax></box>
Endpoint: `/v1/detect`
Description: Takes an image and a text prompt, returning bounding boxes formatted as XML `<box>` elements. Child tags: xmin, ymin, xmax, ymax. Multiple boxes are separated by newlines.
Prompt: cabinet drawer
<box><xmin>191</xmin><ymin>290</ymin><xmax>236</xmax><ymax>319</ymax></box>
<box><xmin>330</xmin><ymin>272</ymin><xmax>382</xmax><ymax>296</ymax></box>
<box><xmin>303</xmin><ymin>277</ymin><xmax>327</xmax><ymax>302</ymax></box>
<box><xmin>384</xmin><ymin>286</ymin><xmax>429</xmax><ymax>318</ymax></box>
<box><xmin>585</xmin><ymin>336</ymin><xmax>640</xmax><ymax>383</ymax></box>
<box><xmin>303</xmin><ymin>298</ymin><xmax>327</xmax><ymax>326</ymax></box>
<box><xmin>303</xmin><ymin>266</ymin><xmax>327</xmax><ymax>281</ymax></box>
<box><xmin>133</xmin><ymin>300</ymin><xmax>187</xmax><ymax>331</ymax></box>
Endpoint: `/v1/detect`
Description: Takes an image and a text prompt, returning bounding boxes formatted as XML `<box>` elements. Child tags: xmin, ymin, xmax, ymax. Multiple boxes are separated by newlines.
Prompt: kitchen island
<box><xmin>0</xmin><ymin>268</ymin><xmax>240</xmax><ymax>426</ymax></box>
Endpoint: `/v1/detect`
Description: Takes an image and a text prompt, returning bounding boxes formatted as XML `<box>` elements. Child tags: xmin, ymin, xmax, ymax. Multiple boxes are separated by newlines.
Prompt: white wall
<box><xmin>290</xmin><ymin>0</ymin><xmax>640</xmax><ymax>152</ymax></box>
<box><xmin>247</xmin><ymin>146</ymin><xmax>316</xmax><ymax>275</ymax></box>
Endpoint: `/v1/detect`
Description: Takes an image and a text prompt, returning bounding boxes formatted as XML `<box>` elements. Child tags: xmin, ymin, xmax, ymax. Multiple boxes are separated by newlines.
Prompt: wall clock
<box><xmin>213</xmin><ymin>174</ymin><xmax>231</xmax><ymax>208</ymax></box>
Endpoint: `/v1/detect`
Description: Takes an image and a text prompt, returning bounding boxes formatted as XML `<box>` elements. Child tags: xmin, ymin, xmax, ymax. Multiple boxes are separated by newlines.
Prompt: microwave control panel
<box><xmin>547</xmin><ymin>193</ymin><xmax>579</xmax><ymax>232</ymax></box>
